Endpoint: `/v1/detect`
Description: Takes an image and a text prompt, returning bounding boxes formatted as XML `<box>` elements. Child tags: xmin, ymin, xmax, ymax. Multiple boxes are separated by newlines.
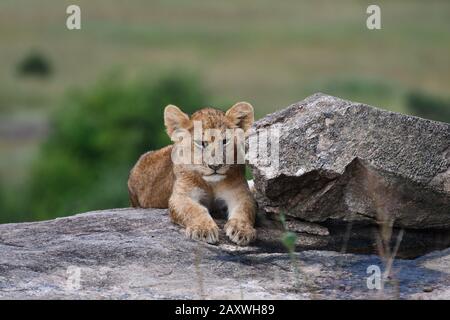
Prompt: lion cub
<box><xmin>128</xmin><ymin>102</ymin><xmax>256</xmax><ymax>245</ymax></box>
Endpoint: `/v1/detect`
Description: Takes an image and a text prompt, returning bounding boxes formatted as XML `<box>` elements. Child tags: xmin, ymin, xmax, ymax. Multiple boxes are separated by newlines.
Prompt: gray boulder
<box><xmin>250</xmin><ymin>93</ymin><xmax>450</xmax><ymax>229</ymax></box>
<box><xmin>0</xmin><ymin>208</ymin><xmax>449</xmax><ymax>299</ymax></box>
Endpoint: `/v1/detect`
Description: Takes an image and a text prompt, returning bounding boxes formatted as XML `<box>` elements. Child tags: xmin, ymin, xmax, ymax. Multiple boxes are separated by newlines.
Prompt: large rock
<box><xmin>250</xmin><ymin>93</ymin><xmax>450</xmax><ymax>229</ymax></box>
<box><xmin>0</xmin><ymin>208</ymin><xmax>449</xmax><ymax>299</ymax></box>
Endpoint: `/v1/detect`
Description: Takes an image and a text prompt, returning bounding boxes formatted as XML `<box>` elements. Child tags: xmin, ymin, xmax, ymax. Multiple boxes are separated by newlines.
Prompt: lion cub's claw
<box><xmin>186</xmin><ymin>220</ymin><xmax>219</xmax><ymax>244</ymax></box>
<box><xmin>225</xmin><ymin>219</ymin><xmax>256</xmax><ymax>246</ymax></box>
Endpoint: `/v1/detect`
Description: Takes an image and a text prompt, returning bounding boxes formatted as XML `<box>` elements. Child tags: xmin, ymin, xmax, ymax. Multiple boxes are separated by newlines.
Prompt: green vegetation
<box><xmin>279</xmin><ymin>212</ymin><xmax>317</xmax><ymax>292</ymax></box>
<box><xmin>16</xmin><ymin>51</ymin><xmax>52</xmax><ymax>78</ymax></box>
<box><xmin>406</xmin><ymin>91</ymin><xmax>450</xmax><ymax>123</ymax></box>
<box><xmin>3</xmin><ymin>73</ymin><xmax>208</xmax><ymax>222</ymax></box>
<box><xmin>279</xmin><ymin>213</ymin><xmax>298</xmax><ymax>254</ymax></box>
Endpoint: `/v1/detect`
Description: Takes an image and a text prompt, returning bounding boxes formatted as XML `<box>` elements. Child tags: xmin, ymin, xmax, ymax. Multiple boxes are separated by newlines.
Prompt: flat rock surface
<box><xmin>0</xmin><ymin>208</ymin><xmax>449</xmax><ymax>299</ymax></box>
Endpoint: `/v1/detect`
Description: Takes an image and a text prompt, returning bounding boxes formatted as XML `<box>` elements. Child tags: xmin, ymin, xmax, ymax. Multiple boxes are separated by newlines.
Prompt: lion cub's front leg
<box><xmin>169</xmin><ymin>184</ymin><xmax>219</xmax><ymax>244</ymax></box>
<box><xmin>221</xmin><ymin>184</ymin><xmax>256</xmax><ymax>246</ymax></box>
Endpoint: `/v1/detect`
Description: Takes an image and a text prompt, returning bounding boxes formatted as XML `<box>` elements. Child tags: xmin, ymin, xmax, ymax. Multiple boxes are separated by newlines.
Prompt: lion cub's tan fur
<box><xmin>128</xmin><ymin>102</ymin><xmax>256</xmax><ymax>245</ymax></box>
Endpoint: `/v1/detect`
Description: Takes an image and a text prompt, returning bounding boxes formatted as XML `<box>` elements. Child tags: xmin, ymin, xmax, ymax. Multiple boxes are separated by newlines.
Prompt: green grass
<box><xmin>1</xmin><ymin>0</ymin><xmax>449</xmax><ymax>114</ymax></box>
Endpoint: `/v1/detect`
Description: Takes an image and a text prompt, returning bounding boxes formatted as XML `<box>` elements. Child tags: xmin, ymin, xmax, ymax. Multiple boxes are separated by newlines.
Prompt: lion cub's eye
<box><xmin>195</xmin><ymin>139</ymin><xmax>230</xmax><ymax>148</ymax></box>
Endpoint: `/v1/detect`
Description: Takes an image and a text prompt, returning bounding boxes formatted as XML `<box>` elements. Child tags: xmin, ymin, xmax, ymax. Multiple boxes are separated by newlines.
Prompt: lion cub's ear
<box><xmin>164</xmin><ymin>105</ymin><xmax>191</xmax><ymax>138</ymax></box>
<box><xmin>225</xmin><ymin>102</ymin><xmax>254</xmax><ymax>132</ymax></box>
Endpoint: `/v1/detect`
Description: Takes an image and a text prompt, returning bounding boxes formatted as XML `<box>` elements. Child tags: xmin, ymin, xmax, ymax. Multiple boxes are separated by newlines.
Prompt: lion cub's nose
<box><xmin>208</xmin><ymin>164</ymin><xmax>222</xmax><ymax>172</ymax></box>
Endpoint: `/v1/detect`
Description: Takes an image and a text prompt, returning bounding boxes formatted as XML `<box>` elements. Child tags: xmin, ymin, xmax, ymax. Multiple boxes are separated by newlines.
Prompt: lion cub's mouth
<box><xmin>203</xmin><ymin>174</ymin><xmax>226</xmax><ymax>183</ymax></box>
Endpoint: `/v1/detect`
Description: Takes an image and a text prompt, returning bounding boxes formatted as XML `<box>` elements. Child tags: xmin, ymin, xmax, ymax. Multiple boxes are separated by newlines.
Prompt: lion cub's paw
<box><xmin>225</xmin><ymin>219</ymin><xmax>256</xmax><ymax>246</ymax></box>
<box><xmin>186</xmin><ymin>220</ymin><xmax>219</xmax><ymax>244</ymax></box>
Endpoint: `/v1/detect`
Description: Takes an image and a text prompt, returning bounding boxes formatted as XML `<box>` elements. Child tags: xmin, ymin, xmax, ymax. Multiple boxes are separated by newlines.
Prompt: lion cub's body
<box><xmin>128</xmin><ymin>103</ymin><xmax>256</xmax><ymax>245</ymax></box>
<box><xmin>128</xmin><ymin>145</ymin><xmax>174</xmax><ymax>208</ymax></box>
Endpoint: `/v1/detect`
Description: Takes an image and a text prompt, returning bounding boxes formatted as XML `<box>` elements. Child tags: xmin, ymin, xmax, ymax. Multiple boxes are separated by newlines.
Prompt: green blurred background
<box><xmin>1</xmin><ymin>0</ymin><xmax>449</xmax><ymax>223</ymax></box>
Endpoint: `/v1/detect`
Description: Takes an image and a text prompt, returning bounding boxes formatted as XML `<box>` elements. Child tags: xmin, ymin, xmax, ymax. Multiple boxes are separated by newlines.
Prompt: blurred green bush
<box><xmin>17</xmin><ymin>51</ymin><xmax>52</xmax><ymax>78</ymax></box>
<box><xmin>22</xmin><ymin>72</ymin><xmax>208</xmax><ymax>221</ymax></box>
<box><xmin>406</xmin><ymin>91</ymin><xmax>450</xmax><ymax>124</ymax></box>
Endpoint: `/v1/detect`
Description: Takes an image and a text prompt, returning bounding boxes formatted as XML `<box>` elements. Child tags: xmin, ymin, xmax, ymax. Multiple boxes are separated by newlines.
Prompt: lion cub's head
<box><xmin>164</xmin><ymin>102</ymin><xmax>254</xmax><ymax>182</ymax></box>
